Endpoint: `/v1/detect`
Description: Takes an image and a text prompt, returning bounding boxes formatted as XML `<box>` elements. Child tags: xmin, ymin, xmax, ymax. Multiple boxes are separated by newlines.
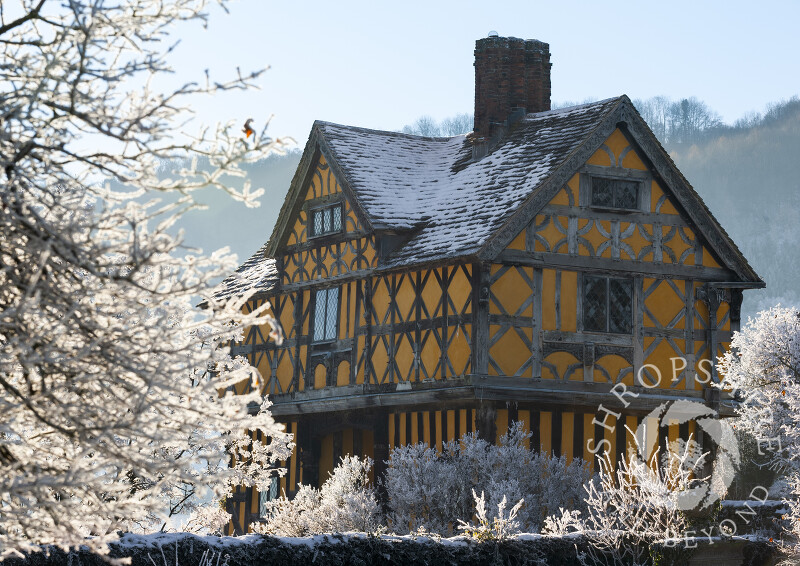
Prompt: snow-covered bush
<box><xmin>457</xmin><ymin>490</ymin><xmax>524</xmax><ymax>541</ymax></box>
<box><xmin>570</xmin><ymin>440</ymin><xmax>703</xmax><ymax>566</ymax></box>
<box><xmin>385</xmin><ymin>422</ymin><xmax>592</xmax><ymax>535</ymax></box>
<box><xmin>253</xmin><ymin>455</ymin><xmax>381</xmax><ymax>536</ymax></box>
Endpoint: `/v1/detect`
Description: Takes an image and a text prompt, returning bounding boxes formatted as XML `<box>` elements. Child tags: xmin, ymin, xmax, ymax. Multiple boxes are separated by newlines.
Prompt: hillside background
<box><xmin>176</xmin><ymin>97</ymin><xmax>800</xmax><ymax>321</ymax></box>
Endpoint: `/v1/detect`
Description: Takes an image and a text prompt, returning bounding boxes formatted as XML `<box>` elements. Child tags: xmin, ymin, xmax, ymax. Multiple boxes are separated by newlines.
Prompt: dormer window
<box><xmin>590</xmin><ymin>177</ymin><xmax>640</xmax><ymax>211</ymax></box>
<box><xmin>310</xmin><ymin>203</ymin><xmax>342</xmax><ymax>238</ymax></box>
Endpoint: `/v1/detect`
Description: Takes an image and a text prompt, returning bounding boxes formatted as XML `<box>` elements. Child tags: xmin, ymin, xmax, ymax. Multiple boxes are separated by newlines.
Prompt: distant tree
<box><xmin>402</xmin><ymin>115</ymin><xmax>441</xmax><ymax>137</ymax></box>
<box><xmin>633</xmin><ymin>95</ymin><xmax>672</xmax><ymax>143</ymax></box>
<box><xmin>440</xmin><ymin>113</ymin><xmax>473</xmax><ymax>136</ymax></box>
<box><xmin>667</xmin><ymin>97</ymin><xmax>722</xmax><ymax>145</ymax></box>
<box><xmin>401</xmin><ymin>113</ymin><xmax>474</xmax><ymax>137</ymax></box>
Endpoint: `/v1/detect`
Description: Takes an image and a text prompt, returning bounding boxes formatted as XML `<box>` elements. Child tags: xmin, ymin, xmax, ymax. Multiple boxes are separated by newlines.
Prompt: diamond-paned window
<box><xmin>583</xmin><ymin>275</ymin><xmax>633</xmax><ymax>334</ymax></box>
<box><xmin>311</xmin><ymin>203</ymin><xmax>342</xmax><ymax>237</ymax></box>
<box><xmin>313</xmin><ymin>287</ymin><xmax>340</xmax><ymax>342</ymax></box>
<box><xmin>591</xmin><ymin>177</ymin><xmax>640</xmax><ymax>210</ymax></box>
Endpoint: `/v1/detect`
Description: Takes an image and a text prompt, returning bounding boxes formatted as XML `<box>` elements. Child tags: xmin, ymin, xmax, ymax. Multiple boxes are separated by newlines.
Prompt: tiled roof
<box><xmin>212</xmin><ymin>243</ymin><xmax>278</xmax><ymax>300</ymax></box>
<box><xmin>213</xmin><ymin>95</ymin><xmax>762</xmax><ymax>300</ymax></box>
<box><xmin>318</xmin><ymin>97</ymin><xmax>622</xmax><ymax>267</ymax></box>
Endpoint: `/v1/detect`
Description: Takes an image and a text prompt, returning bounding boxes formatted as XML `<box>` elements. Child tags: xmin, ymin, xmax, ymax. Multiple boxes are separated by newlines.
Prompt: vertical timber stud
<box><xmin>297</xmin><ymin>419</ymin><xmax>321</xmax><ymax>489</ymax></box>
<box><xmin>633</xmin><ymin>277</ymin><xmax>644</xmax><ymax>386</ymax></box>
<box><xmin>532</xmin><ymin>268</ymin><xmax>543</xmax><ymax>378</ymax></box>
<box><xmin>373</xmin><ymin>413</ymin><xmax>390</xmax><ymax>508</ymax></box>
<box><xmin>473</xmin><ymin>262</ymin><xmax>490</xmax><ymax>376</ymax></box>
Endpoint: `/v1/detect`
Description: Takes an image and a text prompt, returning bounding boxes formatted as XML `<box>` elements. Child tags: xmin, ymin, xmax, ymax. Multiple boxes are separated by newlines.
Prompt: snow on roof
<box><xmin>214</xmin><ymin>97</ymin><xmax>624</xmax><ymax>298</ymax></box>
<box><xmin>212</xmin><ymin>243</ymin><xmax>278</xmax><ymax>300</ymax></box>
<box><xmin>318</xmin><ymin>97</ymin><xmax>622</xmax><ymax>267</ymax></box>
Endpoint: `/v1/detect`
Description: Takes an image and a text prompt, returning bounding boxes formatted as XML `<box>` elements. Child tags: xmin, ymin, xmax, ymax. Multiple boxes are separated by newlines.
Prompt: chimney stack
<box><xmin>473</xmin><ymin>36</ymin><xmax>551</xmax><ymax>142</ymax></box>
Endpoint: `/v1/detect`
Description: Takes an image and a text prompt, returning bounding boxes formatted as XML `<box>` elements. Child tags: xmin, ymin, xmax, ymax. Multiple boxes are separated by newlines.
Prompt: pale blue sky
<box><xmin>169</xmin><ymin>0</ymin><xmax>800</xmax><ymax>145</ymax></box>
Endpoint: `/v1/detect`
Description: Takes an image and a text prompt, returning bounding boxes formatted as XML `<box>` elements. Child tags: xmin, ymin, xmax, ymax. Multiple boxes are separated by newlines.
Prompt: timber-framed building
<box><xmin>215</xmin><ymin>36</ymin><xmax>764</xmax><ymax>534</ymax></box>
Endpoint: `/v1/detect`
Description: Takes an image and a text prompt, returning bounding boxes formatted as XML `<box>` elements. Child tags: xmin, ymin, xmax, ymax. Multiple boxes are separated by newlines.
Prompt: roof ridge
<box><xmin>316</xmin><ymin>119</ymin><xmax>468</xmax><ymax>142</ymax></box>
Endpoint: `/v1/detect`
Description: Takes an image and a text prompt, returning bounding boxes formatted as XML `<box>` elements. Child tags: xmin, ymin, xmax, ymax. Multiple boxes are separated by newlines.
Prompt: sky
<box><xmin>167</xmin><ymin>0</ymin><xmax>800</xmax><ymax>146</ymax></box>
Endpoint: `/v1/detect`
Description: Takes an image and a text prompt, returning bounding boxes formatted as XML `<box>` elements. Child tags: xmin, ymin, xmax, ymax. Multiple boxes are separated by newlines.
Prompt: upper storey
<box><xmin>214</xmin><ymin>95</ymin><xmax>762</xmax><ymax>302</ymax></box>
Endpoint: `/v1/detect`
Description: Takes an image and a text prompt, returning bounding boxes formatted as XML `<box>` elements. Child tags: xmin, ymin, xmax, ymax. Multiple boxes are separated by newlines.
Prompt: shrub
<box><xmin>385</xmin><ymin>422</ymin><xmax>593</xmax><ymax>535</ymax></box>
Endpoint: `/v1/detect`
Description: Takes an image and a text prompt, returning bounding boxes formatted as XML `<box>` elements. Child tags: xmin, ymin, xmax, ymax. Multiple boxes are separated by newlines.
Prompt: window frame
<box><xmin>309</xmin><ymin>201</ymin><xmax>343</xmax><ymax>239</ymax></box>
<box><xmin>312</xmin><ymin>286</ymin><xmax>340</xmax><ymax>344</ymax></box>
<box><xmin>582</xmin><ymin>274</ymin><xmax>633</xmax><ymax>334</ymax></box>
<box><xmin>589</xmin><ymin>176</ymin><xmax>642</xmax><ymax>212</ymax></box>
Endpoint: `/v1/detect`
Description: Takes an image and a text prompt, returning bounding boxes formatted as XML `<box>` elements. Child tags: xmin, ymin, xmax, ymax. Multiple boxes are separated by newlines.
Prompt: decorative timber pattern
<box><xmin>217</xmin><ymin>96</ymin><xmax>761</xmax><ymax>535</ymax></box>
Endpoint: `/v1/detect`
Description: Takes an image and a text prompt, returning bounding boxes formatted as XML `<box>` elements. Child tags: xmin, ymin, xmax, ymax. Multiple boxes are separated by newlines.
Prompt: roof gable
<box><xmin>479</xmin><ymin>97</ymin><xmax>761</xmax><ymax>283</ymax></box>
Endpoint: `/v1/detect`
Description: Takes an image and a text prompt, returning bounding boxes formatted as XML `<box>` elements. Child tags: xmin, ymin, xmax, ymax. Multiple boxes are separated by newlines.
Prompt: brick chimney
<box><xmin>473</xmin><ymin>36</ymin><xmax>551</xmax><ymax>142</ymax></box>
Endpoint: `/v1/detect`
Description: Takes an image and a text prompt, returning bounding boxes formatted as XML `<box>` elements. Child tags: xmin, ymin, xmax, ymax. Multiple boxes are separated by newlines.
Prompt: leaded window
<box><xmin>313</xmin><ymin>287</ymin><xmax>339</xmax><ymax>342</ymax></box>
<box><xmin>591</xmin><ymin>177</ymin><xmax>640</xmax><ymax>210</ymax></box>
<box><xmin>583</xmin><ymin>275</ymin><xmax>633</xmax><ymax>334</ymax></box>
<box><xmin>311</xmin><ymin>203</ymin><xmax>342</xmax><ymax>237</ymax></box>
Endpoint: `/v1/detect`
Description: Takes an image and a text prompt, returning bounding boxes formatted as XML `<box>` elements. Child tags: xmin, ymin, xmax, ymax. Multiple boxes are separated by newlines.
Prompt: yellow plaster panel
<box><xmin>643</xmin><ymin>338</ymin><xmax>687</xmax><ymax>389</ymax></box>
<box><xmin>694</xmin><ymin>298</ymin><xmax>709</xmax><ymax>330</ymax></box>
<box><xmin>395</xmin><ymin>335</ymin><xmax>414</xmax><ymax>383</ymax></box>
<box><xmin>587</xmin><ymin>146</ymin><xmax>613</xmax><ymax>167</ymax></box>
<box><xmin>490</xmin><ymin>266</ymin><xmax>532</xmax><ymax>317</ymax></box>
<box><xmin>372</xmin><ymin>338</ymin><xmax>389</xmax><ymax>382</ymax></box>
<box><xmin>489</xmin><ymin>326</ymin><xmax>532</xmax><ymax>377</ymax></box>
<box><xmin>537</xmin><ymin>215</ymin><xmax>568</xmax><ymax>253</ymax></box>
<box><xmin>621</xmin><ymin>222</ymin><xmax>649</xmax><ymax>260</ymax></box>
<box><xmin>319</xmin><ymin>435</ymin><xmax>333</xmax><ymax>486</ymax></box>
<box><xmin>422</xmin><ymin>270</ymin><xmax>442</xmax><ymax>317</ymax></box>
<box><xmin>717</xmin><ymin>302</ymin><xmax>730</xmax><ymax>329</ymax></box>
<box><xmin>604</xmin><ymin>129</ymin><xmax>630</xmax><ymax>162</ymax></box>
<box><xmin>314</xmin><ymin>363</ymin><xmax>327</xmax><ymax>389</ymax></box>
<box><xmin>395</xmin><ymin>276</ymin><xmax>416</xmax><ymax>321</ymax></box>
<box><xmin>447</xmin><ymin>325</ymin><xmax>471</xmax><ymax>377</ymax></box>
<box><xmin>420</xmin><ymin>336</ymin><xmax>441</xmax><ymax>380</ymax></box>
<box><xmin>277</xmin><ymin>353</ymin><xmax>293</xmax><ymax>393</ymax></box>
<box><xmin>549</xmin><ymin>184</ymin><xmax>571</xmax><ymax>207</ymax></box>
<box><xmin>663</xmin><ymin>226</ymin><xmax>692</xmax><ymax>265</ymax></box>
<box><xmin>543</xmin><ymin>351</ymin><xmax>581</xmax><ymax>381</ymax></box>
<box><xmin>651</xmin><ymin>181</ymin><xmax>665</xmax><ymax>213</ymax></box>
<box><xmin>580</xmin><ymin>219</ymin><xmax>611</xmax><ymax>258</ymax></box>
<box><xmin>594</xmin><ymin>354</ymin><xmax>632</xmax><ymax>385</ymax></box>
<box><xmin>336</xmin><ymin>360</ymin><xmax>350</xmax><ymax>387</ymax></box>
<box><xmin>644</xmin><ymin>279</ymin><xmax>685</xmax><ymax>328</ymax></box>
<box><xmin>561</xmin><ymin>270</ymin><xmax>577</xmax><ymax>332</ymax></box>
<box><xmin>372</xmin><ymin>279</ymin><xmax>390</xmax><ymax>324</ymax></box>
<box><xmin>542</xmin><ymin>269</ymin><xmax>557</xmax><ymax>331</ymax></box>
<box><xmin>507</xmin><ymin>230</ymin><xmax>527</xmax><ymax>251</ymax></box>
<box><xmin>448</xmin><ymin>266</ymin><xmax>472</xmax><ymax>315</ymax></box>
<box><xmin>703</xmin><ymin>247</ymin><xmax>722</xmax><ymax>269</ymax></box>
<box><xmin>621</xmin><ymin>146</ymin><xmax>647</xmax><ymax>170</ymax></box>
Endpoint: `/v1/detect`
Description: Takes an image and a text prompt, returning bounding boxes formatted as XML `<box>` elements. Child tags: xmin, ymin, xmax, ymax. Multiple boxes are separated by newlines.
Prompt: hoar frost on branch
<box><xmin>715</xmin><ymin>306</ymin><xmax>800</xmax><ymax>553</ymax></box>
<box><xmin>0</xmin><ymin>0</ymin><xmax>293</xmax><ymax>559</ymax></box>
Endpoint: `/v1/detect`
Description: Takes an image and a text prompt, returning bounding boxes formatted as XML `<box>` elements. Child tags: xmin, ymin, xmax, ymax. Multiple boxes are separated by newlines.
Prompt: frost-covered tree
<box><xmin>0</xmin><ymin>0</ymin><xmax>293</xmax><ymax>558</ymax></box>
<box><xmin>716</xmin><ymin>306</ymin><xmax>800</xmax><ymax>553</ymax></box>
